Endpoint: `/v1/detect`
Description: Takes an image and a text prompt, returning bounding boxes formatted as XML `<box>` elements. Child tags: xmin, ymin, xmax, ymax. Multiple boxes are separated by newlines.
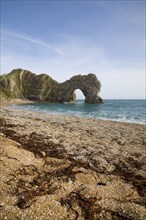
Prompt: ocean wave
<box><xmin>12</xmin><ymin>100</ymin><xmax>146</xmax><ymax>124</ymax></box>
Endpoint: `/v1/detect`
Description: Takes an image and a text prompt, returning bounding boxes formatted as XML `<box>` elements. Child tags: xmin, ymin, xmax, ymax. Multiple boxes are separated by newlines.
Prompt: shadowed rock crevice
<box><xmin>0</xmin><ymin>69</ymin><xmax>103</xmax><ymax>103</ymax></box>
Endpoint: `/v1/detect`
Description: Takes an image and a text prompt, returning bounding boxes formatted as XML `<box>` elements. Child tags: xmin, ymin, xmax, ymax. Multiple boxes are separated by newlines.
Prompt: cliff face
<box><xmin>0</xmin><ymin>69</ymin><xmax>58</xmax><ymax>101</ymax></box>
<box><xmin>0</xmin><ymin>69</ymin><xmax>103</xmax><ymax>103</ymax></box>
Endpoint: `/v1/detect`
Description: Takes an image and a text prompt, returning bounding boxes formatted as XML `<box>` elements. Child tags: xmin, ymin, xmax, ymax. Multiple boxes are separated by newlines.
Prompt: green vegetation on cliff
<box><xmin>0</xmin><ymin>69</ymin><xmax>102</xmax><ymax>103</ymax></box>
<box><xmin>0</xmin><ymin>69</ymin><xmax>58</xmax><ymax>100</ymax></box>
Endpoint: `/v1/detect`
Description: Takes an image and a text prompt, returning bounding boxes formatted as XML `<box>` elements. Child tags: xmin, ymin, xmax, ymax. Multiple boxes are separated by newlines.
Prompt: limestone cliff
<box><xmin>0</xmin><ymin>69</ymin><xmax>58</xmax><ymax>101</ymax></box>
<box><xmin>0</xmin><ymin>69</ymin><xmax>103</xmax><ymax>103</ymax></box>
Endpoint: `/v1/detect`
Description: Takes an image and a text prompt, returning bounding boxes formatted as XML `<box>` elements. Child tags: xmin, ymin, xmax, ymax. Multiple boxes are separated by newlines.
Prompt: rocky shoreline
<box><xmin>0</xmin><ymin>101</ymin><xmax>146</xmax><ymax>219</ymax></box>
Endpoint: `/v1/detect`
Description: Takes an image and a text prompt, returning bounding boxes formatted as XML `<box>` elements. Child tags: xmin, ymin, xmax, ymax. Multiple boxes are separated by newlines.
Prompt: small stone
<box><xmin>41</xmin><ymin>151</ymin><xmax>46</xmax><ymax>157</ymax></box>
<box><xmin>0</xmin><ymin>133</ymin><xmax>5</xmax><ymax>137</ymax></box>
<box><xmin>117</xmin><ymin>140</ymin><xmax>125</xmax><ymax>145</ymax></box>
<box><xmin>0</xmin><ymin>202</ymin><xmax>5</xmax><ymax>207</ymax></box>
<box><xmin>0</xmin><ymin>148</ymin><xmax>4</xmax><ymax>154</ymax></box>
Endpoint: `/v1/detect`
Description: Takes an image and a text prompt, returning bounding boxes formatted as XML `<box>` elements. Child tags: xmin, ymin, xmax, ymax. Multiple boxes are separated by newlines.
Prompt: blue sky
<box><xmin>1</xmin><ymin>0</ymin><xmax>145</xmax><ymax>99</ymax></box>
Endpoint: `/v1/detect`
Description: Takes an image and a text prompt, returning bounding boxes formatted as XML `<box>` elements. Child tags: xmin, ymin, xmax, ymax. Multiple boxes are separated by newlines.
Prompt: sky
<box><xmin>1</xmin><ymin>0</ymin><xmax>145</xmax><ymax>99</ymax></box>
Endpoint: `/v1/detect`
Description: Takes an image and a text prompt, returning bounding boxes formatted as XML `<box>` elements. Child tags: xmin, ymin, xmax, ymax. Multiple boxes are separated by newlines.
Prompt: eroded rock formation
<box><xmin>0</xmin><ymin>69</ymin><xmax>103</xmax><ymax>103</ymax></box>
<box><xmin>47</xmin><ymin>73</ymin><xmax>102</xmax><ymax>103</ymax></box>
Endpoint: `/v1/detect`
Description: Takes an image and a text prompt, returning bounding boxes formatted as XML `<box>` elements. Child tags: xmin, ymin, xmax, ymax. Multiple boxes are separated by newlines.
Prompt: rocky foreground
<box><xmin>0</xmin><ymin>103</ymin><xmax>146</xmax><ymax>219</ymax></box>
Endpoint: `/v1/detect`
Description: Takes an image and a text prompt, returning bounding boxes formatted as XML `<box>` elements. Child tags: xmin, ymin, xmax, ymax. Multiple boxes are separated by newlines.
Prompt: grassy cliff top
<box><xmin>0</xmin><ymin>69</ymin><xmax>58</xmax><ymax>100</ymax></box>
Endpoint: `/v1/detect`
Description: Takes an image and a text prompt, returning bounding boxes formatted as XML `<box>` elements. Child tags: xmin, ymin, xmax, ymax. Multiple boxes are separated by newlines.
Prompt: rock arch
<box><xmin>46</xmin><ymin>73</ymin><xmax>103</xmax><ymax>104</ymax></box>
<box><xmin>0</xmin><ymin>69</ymin><xmax>103</xmax><ymax>104</ymax></box>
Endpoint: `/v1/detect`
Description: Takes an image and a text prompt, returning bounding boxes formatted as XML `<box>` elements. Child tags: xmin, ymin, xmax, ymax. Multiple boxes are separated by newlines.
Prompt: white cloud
<box><xmin>3</xmin><ymin>31</ymin><xmax>64</xmax><ymax>55</ymax></box>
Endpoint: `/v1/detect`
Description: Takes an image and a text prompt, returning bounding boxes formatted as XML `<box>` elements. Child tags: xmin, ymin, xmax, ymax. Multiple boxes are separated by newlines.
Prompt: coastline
<box><xmin>0</xmin><ymin>100</ymin><xmax>146</xmax><ymax>219</ymax></box>
<box><xmin>0</xmin><ymin>98</ymin><xmax>35</xmax><ymax>106</ymax></box>
<box><xmin>1</xmin><ymin>98</ymin><xmax>145</xmax><ymax>125</ymax></box>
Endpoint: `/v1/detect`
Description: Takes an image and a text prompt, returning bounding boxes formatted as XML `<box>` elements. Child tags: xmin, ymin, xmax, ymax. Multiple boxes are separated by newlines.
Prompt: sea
<box><xmin>12</xmin><ymin>99</ymin><xmax>146</xmax><ymax>124</ymax></box>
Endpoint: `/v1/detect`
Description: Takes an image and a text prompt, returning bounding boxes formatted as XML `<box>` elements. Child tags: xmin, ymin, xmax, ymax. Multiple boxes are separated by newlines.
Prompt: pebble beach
<box><xmin>0</xmin><ymin>99</ymin><xmax>146</xmax><ymax>219</ymax></box>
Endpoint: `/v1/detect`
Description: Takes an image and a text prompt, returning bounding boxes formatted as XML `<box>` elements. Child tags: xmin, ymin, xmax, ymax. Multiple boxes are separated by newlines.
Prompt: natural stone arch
<box><xmin>0</xmin><ymin>69</ymin><xmax>103</xmax><ymax>104</ymax></box>
<box><xmin>47</xmin><ymin>73</ymin><xmax>103</xmax><ymax>104</ymax></box>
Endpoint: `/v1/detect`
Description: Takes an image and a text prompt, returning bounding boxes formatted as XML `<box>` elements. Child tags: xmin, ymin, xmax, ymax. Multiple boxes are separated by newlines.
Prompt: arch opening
<box><xmin>75</xmin><ymin>89</ymin><xmax>84</xmax><ymax>101</ymax></box>
<box><xmin>69</xmin><ymin>89</ymin><xmax>85</xmax><ymax>102</ymax></box>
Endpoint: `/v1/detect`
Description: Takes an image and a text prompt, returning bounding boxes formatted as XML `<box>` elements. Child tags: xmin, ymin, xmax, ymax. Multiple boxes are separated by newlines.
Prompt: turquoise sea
<box><xmin>12</xmin><ymin>99</ymin><xmax>146</xmax><ymax>124</ymax></box>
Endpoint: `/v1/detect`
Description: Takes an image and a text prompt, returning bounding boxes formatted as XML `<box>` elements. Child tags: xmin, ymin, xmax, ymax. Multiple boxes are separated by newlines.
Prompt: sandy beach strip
<box><xmin>0</xmin><ymin>98</ymin><xmax>35</xmax><ymax>106</ymax></box>
<box><xmin>0</xmin><ymin>100</ymin><xmax>146</xmax><ymax>219</ymax></box>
